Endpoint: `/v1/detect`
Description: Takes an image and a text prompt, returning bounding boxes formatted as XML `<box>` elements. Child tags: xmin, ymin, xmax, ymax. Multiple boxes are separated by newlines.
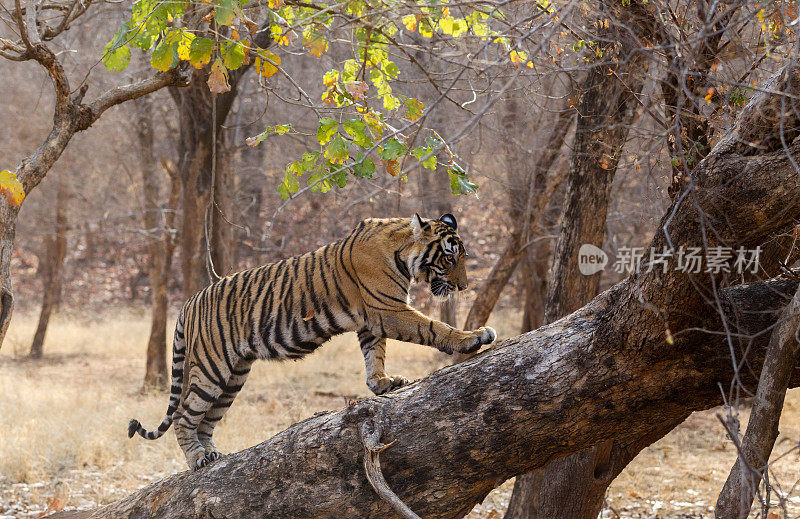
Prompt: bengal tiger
<box><xmin>128</xmin><ymin>213</ymin><xmax>496</xmax><ymax>469</ymax></box>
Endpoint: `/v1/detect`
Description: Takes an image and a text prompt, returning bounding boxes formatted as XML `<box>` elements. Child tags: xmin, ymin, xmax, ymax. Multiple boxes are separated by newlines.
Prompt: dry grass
<box><xmin>1</xmin><ymin>308</ymin><xmax>799</xmax><ymax>518</ymax></box>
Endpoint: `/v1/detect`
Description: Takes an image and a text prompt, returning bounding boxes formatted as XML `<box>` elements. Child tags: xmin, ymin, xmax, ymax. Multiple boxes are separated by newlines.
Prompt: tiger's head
<box><xmin>408</xmin><ymin>213</ymin><xmax>468</xmax><ymax>298</ymax></box>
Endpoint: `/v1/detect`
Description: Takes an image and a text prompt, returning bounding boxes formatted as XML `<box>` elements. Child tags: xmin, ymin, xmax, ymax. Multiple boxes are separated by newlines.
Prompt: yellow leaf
<box><xmin>323</xmin><ymin>69</ymin><xmax>339</xmax><ymax>87</ymax></box>
<box><xmin>207</xmin><ymin>58</ymin><xmax>231</xmax><ymax>94</ymax></box>
<box><xmin>176</xmin><ymin>32</ymin><xmax>195</xmax><ymax>61</ymax></box>
<box><xmin>510</xmin><ymin>50</ymin><xmax>527</xmax><ymax>64</ymax></box>
<box><xmin>440</xmin><ymin>16</ymin><xmax>455</xmax><ymax>35</ymax></box>
<box><xmin>419</xmin><ymin>21</ymin><xmax>433</xmax><ymax>38</ymax></box>
<box><xmin>255</xmin><ymin>50</ymin><xmax>281</xmax><ymax>78</ymax></box>
<box><xmin>362</xmin><ymin>111</ymin><xmax>384</xmax><ymax>136</ymax></box>
<box><xmin>402</xmin><ymin>14</ymin><xmax>417</xmax><ymax>31</ymax></box>
<box><xmin>303</xmin><ymin>32</ymin><xmax>328</xmax><ymax>58</ymax></box>
<box><xmin>268</xmin><ymin>0</ymin><xmax>284</xmax><ymax>8</ymax></box>
<box><xmin>0</xmin><ymin>170</ymin><xmax>25</xmax><ymax>206</ymax></box>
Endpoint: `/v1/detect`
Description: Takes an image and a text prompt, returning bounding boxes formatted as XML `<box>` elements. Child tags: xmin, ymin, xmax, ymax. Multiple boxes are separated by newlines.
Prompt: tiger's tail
<box><xmin>128</xmin><ymin>308</ymin><xmax>187</xmax><ymax>440</ymax></box>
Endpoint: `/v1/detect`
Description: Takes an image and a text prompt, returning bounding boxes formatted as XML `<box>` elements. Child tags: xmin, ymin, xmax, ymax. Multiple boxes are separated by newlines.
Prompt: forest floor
<box><xmin>1</xmin><ymin>308</ymin><xmax>799</xmax><ymax>518</ymax></box>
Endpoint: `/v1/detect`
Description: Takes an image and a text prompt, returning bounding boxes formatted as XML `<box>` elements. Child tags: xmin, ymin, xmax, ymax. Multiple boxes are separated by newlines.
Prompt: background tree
<box><xmin>28</xmin><ymin>177</ymin><xmax>67</xmax><ymax>359</ymax></box>
<box><xmin>0</xmin><ymin>0</ymin><xmax>189</xmax><ymax>349</ymax></box>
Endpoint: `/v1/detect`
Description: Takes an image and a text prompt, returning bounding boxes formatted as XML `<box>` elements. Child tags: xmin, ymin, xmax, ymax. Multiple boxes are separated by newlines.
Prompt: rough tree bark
<box><xmin>134</xmin><ymin>91</ymin><xmax>180</xmax><ymax>389</ymax></box>
<box><xmin>170</xmin><ymin>23</ymin><xmax>270</xmax><ymax>299</ymax></box>
<box><xmin>58</xmin><ymin>62</ymin><xmax>800</xmax><ymax>519</ymax></box>
<box><xmin>29</xmin><ymin>178</ymin><xmax>67</xmax><ymax>358</ymax></box>
<box><xmin>171</xmin><ymin>69</ymin><xmax>237</xmax><ymax>299</ymax></box>
<box><xmin>0</xmin><ymin>0</ymin><xmax>189</xmax><ymax>349</ymax></box>
<box><xmin>505</xmin><ymin>2</ymin><xmax>654</xmax><ymax>515</ymax></box>
<box><xmin>56</xmin><ymin>275</ymin><xmax>800</xmax><ymax>519</ymax></box>
<box><xmin>716</xmin><ymin>283</ymin><xmax>800</xmax><ymax>518</ymax></box>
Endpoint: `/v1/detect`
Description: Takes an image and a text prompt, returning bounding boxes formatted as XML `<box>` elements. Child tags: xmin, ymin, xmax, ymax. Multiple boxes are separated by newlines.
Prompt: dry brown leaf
<box><xmin>384</xmin><ymin>158</ymin><xmax>400</xmax><ymax>177</ymax></box>
<box><xmin>39</xmin><ymin>494</ymin><xmax>66</xmax><ymax>516</ymax></box>
<box><xmin>207</xmin><ymin>58</ymin><xmax>231</xmax><ymax>94</ymax></box>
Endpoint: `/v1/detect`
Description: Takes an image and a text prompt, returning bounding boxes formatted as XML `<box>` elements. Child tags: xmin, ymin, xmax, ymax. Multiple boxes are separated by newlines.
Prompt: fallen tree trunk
<box><xmin>64</xmin><ymin>276</ymin><xmax>800</xmax><ymax>519</ymax></box>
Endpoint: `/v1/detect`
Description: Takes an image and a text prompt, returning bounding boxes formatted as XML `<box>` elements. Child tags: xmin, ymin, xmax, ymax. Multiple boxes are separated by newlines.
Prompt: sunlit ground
<box><xmin>1</xmin><ymin>308</ymin><xmax>798</xmax><ymax>518</ymax></box>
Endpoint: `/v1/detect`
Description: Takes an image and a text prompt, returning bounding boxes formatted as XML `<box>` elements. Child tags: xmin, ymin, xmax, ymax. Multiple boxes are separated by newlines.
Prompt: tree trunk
<box><xmin>519</xmin><ymin>241</ymin><xmax>549</xmax><ymax>332</ymax></box>
<box><xmin>461</xmin><ymin>94</ymin><xmax>573</xmax><ymax>332</ymax></box>
<box><xmin>58</xmin><ymin>63</ymin><xmax>800</xmax><ymax>519</ymax></box>
<box><xmin>145</xmin><ymin>174</ymin><xmax>180</xmax><ymax>390</ymax></box>
<box><xmin>504</xmin><ymin>1</ymin><xmax>658</xmax><ymax>516</ymax></box>
<box><xmin>29</xmin><ymin>180</ymin><xmax>68</xmax><ymax>359</ymax></box>
<box><xmin>134</xmin><ymin>92</ymin><xmax>180</xmax><ymax>390</ymax></box>
<box><xmin>715</xmin><ymin>286</ymin><xmax>800</xmax><ymax>517</ymax></box>
<box><xmin>54</xmin><ymin>276</ymin><xmax>800</xmax><ymax>519</ymax></box>
<box><xmin>170</xmin><ymin>22</ymin><xmax>270</xmax><ymax>300</ymax></box>
<box><xmin>172</xmin><ymin>67</ymin><xmax>238</xmax><ymax>299</ymax></box>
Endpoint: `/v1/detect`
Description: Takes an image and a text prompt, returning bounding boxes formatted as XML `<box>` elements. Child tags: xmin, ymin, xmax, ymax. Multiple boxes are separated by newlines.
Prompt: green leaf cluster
<box><xmin>105</xmin><ymin>0</ymin><xmax>493</xmax><ymax>199</ymax></box>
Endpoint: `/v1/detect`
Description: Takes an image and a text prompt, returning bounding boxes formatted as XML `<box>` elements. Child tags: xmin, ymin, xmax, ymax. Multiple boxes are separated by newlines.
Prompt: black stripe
<box><xmin>394</xmin><ymin>251</ymin><xmax>411</xmax><ymax>280</ymax></box>
<box><xmin>188</xmin><ymin>384</ymin><xmax>218</xmax><ymax>403</ymax></box>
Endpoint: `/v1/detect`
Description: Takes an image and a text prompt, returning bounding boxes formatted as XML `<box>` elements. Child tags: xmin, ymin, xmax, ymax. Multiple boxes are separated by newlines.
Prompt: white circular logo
<box><xmin>578</xmin><ymin>244</ymin><xmax>608</xmax><ymax>275</ymax></box>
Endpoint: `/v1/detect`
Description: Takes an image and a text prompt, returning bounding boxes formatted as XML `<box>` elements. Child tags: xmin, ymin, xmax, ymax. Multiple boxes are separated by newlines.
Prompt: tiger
<box><xmin>128</xmin><ymin>213</ymin><xmax>497</xmax><ymax>470</ymax></box>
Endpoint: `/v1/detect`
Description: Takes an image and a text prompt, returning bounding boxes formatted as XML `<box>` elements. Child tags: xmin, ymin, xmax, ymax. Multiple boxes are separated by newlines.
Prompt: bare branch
<box><xmin>361</xmin><ymin>421</ymin><xmax>422</xmax><ymax>519</ymax></box>
<box><xmin>85</xmin><ymin>67</ymin><xmax>190</xmax><ymax>130</ymax></box>
<box><xmin>13</xmin><ymin>0</ymin><xmax>32</xmax><ymax>52</ymax></box>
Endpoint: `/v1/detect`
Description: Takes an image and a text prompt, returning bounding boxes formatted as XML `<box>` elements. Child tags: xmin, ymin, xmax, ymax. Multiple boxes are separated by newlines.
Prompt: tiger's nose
<box><xmin>457</xmin><ymin>281</ymin><xmax>468</xmax><ymax>291</ymax></box>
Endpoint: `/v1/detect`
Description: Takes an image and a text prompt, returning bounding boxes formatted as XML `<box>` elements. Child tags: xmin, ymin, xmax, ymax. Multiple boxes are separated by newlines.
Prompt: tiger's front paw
<box><xmin>368</xmin><ymin>375</ymin><xmax>410</xmax><ymax>395</ymax></box>
<box><xmin>459</xmin><ymin>326</ymin><xmax>497</xmax><ymax>354</ymax></box>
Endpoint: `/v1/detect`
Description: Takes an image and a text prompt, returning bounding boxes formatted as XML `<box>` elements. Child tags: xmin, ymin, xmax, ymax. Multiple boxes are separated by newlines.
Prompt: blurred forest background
<box><xmin>2</xmin><ymin>0</ymin><xmax>800</xmax><ymax>517</ymax></box>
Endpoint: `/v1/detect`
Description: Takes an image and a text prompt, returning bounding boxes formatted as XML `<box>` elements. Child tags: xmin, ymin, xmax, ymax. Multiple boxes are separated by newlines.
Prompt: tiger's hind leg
<box><xmin>173</xmin><ymin>376</ymin><xmax>225</xmax><ymax>470</ymax></box>
<box><xmin>196</xmin><ymin>358</ymin><xmax>253</xmax><ymax>462</ymax></box>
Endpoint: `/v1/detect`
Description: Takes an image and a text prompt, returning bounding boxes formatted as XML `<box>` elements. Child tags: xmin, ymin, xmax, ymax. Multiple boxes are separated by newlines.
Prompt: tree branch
<box><xmin>715</xmin><ymin>284</ymin><xmax>800</xmax><ymax>518</ymax></box>
<box><xmin>85</xmin><ymin>67</ymin><xmax>190</xmax><ymax>130</ymax></box>
<box><xmin>361</xmin><ymin>421</ymin><xmax>422</xmax><ymax>519</ymax></box>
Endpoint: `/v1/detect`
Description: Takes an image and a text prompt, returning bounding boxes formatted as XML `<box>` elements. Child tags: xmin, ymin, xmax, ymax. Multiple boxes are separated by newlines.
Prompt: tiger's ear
<box><xmin>411</xmin><ymin>213</ymin><xmax>431</xmax><ymax>239</ymax></box>
<box><xmin>439</xmin><ymin>213</ymin><xmax>457</xmax><ymax>231</ymax></box>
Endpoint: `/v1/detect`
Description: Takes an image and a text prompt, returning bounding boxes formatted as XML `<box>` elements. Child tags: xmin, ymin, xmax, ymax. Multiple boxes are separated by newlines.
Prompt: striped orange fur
<box><xmin>128</xmin><ymin>213</ymin><xmax>496</xmax><ymax>469</ymax></box>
